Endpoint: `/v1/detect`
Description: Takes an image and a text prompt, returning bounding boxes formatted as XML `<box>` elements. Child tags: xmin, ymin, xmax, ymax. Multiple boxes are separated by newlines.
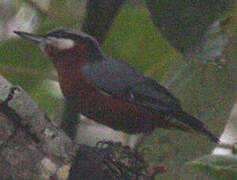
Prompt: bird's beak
<box><xmin>14</xmin><ymin>31</ymin><xmax>46</xmax><ymax>43</ymax></box>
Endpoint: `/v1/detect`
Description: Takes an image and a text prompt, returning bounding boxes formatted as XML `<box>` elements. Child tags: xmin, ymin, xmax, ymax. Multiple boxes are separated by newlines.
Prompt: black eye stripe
<box><xmin>47</xmin><ymin>32</ymin><xmax>77</xmax><ymax>40</ymax></box>
<box><xmin>46</xmin><ymin>31</ymin><xmax>93</xmax><ymax>44</ymax></box>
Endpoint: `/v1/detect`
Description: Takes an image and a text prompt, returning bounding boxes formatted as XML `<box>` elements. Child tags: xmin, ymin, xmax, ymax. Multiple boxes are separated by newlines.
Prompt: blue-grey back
<box><xmin>82</xmin><ymin>56</ymin><xmax>145</xmax><ymax>95</ymax></box>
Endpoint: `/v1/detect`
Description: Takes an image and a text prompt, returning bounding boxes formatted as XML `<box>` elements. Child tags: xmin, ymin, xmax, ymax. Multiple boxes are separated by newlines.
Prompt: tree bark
<box><xmin>0</xmin><ymin>75</ymin><xmax>75</xmax><ymax>179</ymax></box>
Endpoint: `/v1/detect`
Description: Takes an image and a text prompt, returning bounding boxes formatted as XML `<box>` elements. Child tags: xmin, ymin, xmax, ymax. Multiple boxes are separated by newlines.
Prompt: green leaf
<box><xmin>145</xmin><ymin>0</ymin><xmax>233</xmax><ymax>54</ymax></box>
<box><xmin>190</xmin><ymin>154</ymin><xmax>237</xmax><ymax>180</ymax></box>
<box><xmin>103</xmin><ymin>7</ymin><xmax>179</xmax><ymax>80</ymax></box>
<box><xmin>81</xmin><ymin>0</ymin><xmax>125</xmax><ymax>43</ymax></box>
<box><xmin>233</xmin><ymin>144</ymin><xmax>237</xmax><ymax>155</ymax></box>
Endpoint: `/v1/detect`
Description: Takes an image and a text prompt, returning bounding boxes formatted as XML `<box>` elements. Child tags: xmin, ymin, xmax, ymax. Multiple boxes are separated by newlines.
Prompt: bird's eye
<box><xmin>47</xmin><ymin>37</ymin><xmax>75</xmax><ymax>50</ymax></box>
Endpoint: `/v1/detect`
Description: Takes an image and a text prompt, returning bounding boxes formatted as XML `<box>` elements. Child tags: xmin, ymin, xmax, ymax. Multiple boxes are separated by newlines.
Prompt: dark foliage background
<box><xmin>0</xmin><ymin>0</ymin><xmax>236</xmax><ymax>179</ymax></box>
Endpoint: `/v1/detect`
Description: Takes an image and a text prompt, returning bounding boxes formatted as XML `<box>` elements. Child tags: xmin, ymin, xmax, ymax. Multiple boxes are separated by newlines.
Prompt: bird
<box><xmin>14</xmin><ymin>28</ymin><xmax>219</xmax><ymax>143</ymax></box>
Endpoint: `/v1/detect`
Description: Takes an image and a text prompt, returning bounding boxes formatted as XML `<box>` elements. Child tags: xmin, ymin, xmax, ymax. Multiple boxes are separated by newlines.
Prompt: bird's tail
<box><xmin>173</xmin><ymin>111</ymin><xmax>219</xmax><ymax>143</ymax></box>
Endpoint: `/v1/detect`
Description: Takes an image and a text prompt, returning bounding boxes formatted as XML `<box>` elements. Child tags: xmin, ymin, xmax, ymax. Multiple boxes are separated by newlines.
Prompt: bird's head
<box><xmin>14</xmin><ymin>28</ymin><xmax>104</xmax><ymax>64</ymax></box>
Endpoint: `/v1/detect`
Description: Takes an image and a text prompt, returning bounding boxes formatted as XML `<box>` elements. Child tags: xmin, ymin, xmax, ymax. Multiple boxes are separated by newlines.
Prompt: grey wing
<box><xmin>81</xmin><ymin>57</ymin><xmax>145</xmax><ymax>95</ymax></box>
<box><xmin>81</xmin><ymin>57</ymin><xmax>181</xmax><ymax>112</ymax></box>
<box><xmin>126</xmin><ymin>78</ymin><xmax>182</xmax><ymax>112</ymax></box>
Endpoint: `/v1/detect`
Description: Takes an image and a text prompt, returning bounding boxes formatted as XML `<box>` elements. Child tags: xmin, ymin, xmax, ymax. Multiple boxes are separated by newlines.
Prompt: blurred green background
<box><xmin>0</xmin><ymin>0</ymin><xmax>236</xmax><ymax>179</ymax></box>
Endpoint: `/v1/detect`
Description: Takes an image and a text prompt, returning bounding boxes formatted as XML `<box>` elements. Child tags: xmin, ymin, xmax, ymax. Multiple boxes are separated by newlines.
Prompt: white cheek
<box><xmin>54</xmin><ymin>38</ymin><xmax>75</xmax><ymax>50</ymax></box>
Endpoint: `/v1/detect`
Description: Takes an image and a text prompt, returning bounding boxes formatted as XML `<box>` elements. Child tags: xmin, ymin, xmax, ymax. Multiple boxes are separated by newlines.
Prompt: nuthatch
<box><xmin>14</xmin><ymin>28</ymin><xmax>218</xmax><ymax>143</ymax></box>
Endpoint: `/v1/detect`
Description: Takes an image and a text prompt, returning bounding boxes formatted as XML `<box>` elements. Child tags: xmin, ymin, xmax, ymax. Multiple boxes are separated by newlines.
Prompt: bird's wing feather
<box><xmin>125</xmin><ymin>78</ymin><xmax>181</xmax><ymax>112</ymax></box>
<box><xmin>81</xmin><ymin>57</ymin><xmax>181</xmax><ymax>112</ymax></box>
